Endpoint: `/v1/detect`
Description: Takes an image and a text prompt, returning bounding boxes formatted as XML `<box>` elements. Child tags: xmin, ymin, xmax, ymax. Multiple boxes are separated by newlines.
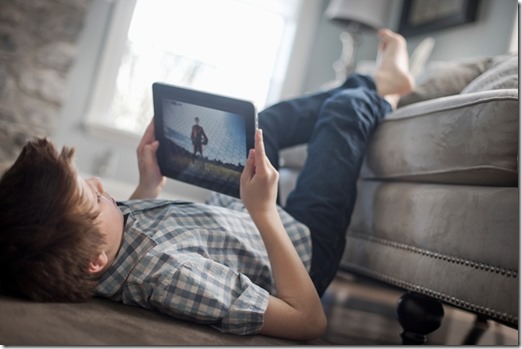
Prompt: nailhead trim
<box><xmin>343</xmin><ymin>263</ymin><xmax>518</xmax><ymax>326</ymax></box>
<box><xmin>348</xmin><ymin>230</ymin><xmax>517</xmax><ymax>278</ymax></box>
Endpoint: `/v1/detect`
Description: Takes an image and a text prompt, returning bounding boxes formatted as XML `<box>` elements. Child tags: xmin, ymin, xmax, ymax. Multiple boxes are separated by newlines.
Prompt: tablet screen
<box><xmin>153</xmin><ymin>83</ymin><xmax>256</xmax><ymax>198</ymax></box>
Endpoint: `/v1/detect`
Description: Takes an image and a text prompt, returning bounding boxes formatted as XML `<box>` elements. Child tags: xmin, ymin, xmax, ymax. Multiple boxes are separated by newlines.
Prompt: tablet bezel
<box><xmin>152</xmin><ymin>82</ymin><xmax>256</xmax><ymax>198</ymax></box>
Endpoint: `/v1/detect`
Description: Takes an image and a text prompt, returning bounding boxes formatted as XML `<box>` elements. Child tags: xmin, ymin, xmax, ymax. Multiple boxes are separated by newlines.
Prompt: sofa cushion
<box><xmin>461</xmin><ymin>54</ymin><xmax>518</xmax><ymax>93</ymax></box>
<box><xmin>361</xmin><ymin>89</ymin><xmax>518</xmax><ymax>186</ymax></box>
<box><xmin>346</xmin><ymin>181</ymin><xmax>519</xmax><ymax>271</ymax></box>
<box><xmin>398</xmin><ymin>57</ymin><xmax>491</xmax><ymax>108</ymax></box>
<box><xmin>280</xmin><ymin>144</ymin><xmax>308</xmax><ymax>169</ymax></box>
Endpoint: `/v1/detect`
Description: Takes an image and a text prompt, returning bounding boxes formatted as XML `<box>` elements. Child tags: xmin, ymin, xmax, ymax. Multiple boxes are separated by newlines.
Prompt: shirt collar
<box><xmin>96</xmin><ymin>207</ymin><xmax>157</xmax><ymax>299</ymax></box>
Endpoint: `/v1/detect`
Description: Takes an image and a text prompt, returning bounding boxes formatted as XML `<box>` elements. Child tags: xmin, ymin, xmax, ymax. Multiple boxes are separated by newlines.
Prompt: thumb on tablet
<box><xmin>241</xmin><ymin>148</ymin><xmax>256</xmax><ymax>182</ymax></box>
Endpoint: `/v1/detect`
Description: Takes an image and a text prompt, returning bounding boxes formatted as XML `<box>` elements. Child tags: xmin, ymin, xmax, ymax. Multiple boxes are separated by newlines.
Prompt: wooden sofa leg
<box><xmin>397</xmin><ymin>292</ymin><xmax>444</xmax><ymax>345</ymax></box>
<box><xmin>462</xmin><ymin>315</ymin><xmax>489</xmax><ymax>345</ymax></box>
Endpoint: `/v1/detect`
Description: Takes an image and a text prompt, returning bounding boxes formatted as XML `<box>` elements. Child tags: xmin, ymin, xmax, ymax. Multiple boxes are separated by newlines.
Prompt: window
<box><xmin>86</xmin><ymin>0</ymin><xmax>302</xmax><ymax>139</ymax></box>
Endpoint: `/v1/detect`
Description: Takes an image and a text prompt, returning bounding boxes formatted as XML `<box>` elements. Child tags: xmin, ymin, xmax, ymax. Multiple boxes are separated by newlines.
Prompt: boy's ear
<box><xmin>87</xmin><ymin>251</ymin><xmax>109</xmax><ymax>275</ymax></box>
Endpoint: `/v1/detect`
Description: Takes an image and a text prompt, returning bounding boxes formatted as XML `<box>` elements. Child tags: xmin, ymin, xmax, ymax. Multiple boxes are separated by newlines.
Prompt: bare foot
<box><xmin>373</xmin><ymin>29</ymin><xmax>415</xmax><ymax>109</ymax></box>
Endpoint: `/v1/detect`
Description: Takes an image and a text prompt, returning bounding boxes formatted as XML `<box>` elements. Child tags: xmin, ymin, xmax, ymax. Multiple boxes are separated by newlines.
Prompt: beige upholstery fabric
<box><xmin>362</xmin><ymin>89</ymin><xmax>518</xmax><ymax>186</ymax></box>
<box><xmin>398</xmin><ymin>57</ymin><xmax>491</xmax><ymax>108</ymax></box>
<box><xmin>461</xmin><ymin>54</ymin><xmax>518</xmax><ymax>93</ymax></box>
<box><xmin>346</xmin><ymin>181</ymin><xmax>518</xmax><ymax>272</ymax></box>
<box><xmin>342</xmin><ymin>181</ymin><xmax>518</xmax><ymax>325</ymax></box>
<box><xmin>342</xmin><ymin>238</ymin><xmax>518</xmax><ymax>325</ymax></box>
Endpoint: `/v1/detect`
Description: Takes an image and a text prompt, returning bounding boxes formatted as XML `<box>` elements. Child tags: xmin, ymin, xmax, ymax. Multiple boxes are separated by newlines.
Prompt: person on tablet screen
<box><xmin>0</xmin><ymin>29</ymin><xmax>414</xmax><ymax>341</ymax></box>
<box><xmin>191</xmin><ymin>116</ymin><xmax>208</xmax><ymax>162</ymax></box>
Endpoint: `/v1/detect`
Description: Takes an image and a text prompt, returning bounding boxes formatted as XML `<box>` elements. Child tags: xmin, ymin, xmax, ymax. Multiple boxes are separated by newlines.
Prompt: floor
<box><xmin>318</xmin><ymin>271</ymin><xmax>518</xmax><ymax>345</ymax></box>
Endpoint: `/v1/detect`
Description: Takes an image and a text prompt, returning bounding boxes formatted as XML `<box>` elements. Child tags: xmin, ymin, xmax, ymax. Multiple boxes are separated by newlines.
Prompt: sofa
<box><xmin>279</xmin><ymin>52</ymin><xmax>519</xmax><ymax>344</ymax></box>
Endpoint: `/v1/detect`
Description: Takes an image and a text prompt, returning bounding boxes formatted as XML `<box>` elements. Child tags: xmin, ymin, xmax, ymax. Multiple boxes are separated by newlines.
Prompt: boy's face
<box><xmin>78</xmin><ymin>176</ymin><xmax>124</xmax><ymax>270</ymax></box>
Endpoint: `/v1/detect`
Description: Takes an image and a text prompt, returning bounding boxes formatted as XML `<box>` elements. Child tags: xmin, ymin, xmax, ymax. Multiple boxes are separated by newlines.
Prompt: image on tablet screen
<box><xmin>161</xmin><ymin>98</ymin><xmax>247</xmax><ymax>195</ymax></box>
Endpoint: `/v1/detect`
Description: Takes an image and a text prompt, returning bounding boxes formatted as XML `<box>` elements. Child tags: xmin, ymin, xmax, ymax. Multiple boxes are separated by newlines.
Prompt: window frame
<box><xmin>84</xmin><ymin>0</ymin><xmax>139</xmax><ymax>145</ymax></box>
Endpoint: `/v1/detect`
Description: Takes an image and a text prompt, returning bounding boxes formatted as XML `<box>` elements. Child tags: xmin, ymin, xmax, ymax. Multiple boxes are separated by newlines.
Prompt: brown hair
<box><xmin>0</xmin><ymin>138</ymin><xmax>104</xmax><ymax>302</ymax></box>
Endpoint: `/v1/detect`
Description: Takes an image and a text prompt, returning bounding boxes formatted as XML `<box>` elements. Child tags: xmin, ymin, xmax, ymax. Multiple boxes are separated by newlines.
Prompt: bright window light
<box><xmin>105</xmin><ymin>0</ymin><xmax>299</xmax><ymax>134</ymax></box>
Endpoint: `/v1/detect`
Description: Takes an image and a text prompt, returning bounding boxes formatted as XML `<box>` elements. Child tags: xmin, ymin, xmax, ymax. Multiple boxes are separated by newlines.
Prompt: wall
<box><xmin>0</xmin><ymin>0</ymin><xmax>518</xmax><ymax>201</ymax></box>
<box><xmin>399</xmin><ymin>0</ymin><xmax>518</xmax><ymax>61</ymax></box>
<box><xmin>0</xmin><ymin>0</ymin><xmax>91</xmax><ymax>172</ymax></box>
<box><xmin>301</xmin><ymin>0</ymin><xmax>401</xmax><ymax>93</ymax></box>
<box><xmin>302</xmin><ymin>0</ymin><xmax>518</xmax><ymax>92</ymax></box>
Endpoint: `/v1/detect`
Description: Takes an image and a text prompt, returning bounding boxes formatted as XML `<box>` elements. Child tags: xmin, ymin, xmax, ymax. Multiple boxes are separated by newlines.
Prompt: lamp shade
<box><xmin>325</xmin><ymin>0</ymin><xmax>391</xmax><ymax>31</ymax></box>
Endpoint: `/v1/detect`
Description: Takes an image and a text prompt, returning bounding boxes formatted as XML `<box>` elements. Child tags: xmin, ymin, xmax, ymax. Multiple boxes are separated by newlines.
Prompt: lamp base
<box><xmin>332</xmin><ymin>24</ymin><xmax>362</xmax><ymax>82</ymax></box>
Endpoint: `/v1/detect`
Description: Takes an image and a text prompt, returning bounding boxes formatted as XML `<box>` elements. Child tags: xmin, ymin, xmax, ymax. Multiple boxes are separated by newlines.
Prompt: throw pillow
<box><xmin>397</xmin><ymin>57</ymin><xmax>491</xmax><ymax>108</ymax></box>
<box><xmin>461</xmin><ymin>53</ymin><xmax>518</xmax><ymax>93</ymax></box>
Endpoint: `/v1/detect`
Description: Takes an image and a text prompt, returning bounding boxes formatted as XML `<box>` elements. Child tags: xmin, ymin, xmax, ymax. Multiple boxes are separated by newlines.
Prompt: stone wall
<box><xmin>0</xmin><ymin>0</ymin><xmax>91</xmax><ymax>172</ymax></box>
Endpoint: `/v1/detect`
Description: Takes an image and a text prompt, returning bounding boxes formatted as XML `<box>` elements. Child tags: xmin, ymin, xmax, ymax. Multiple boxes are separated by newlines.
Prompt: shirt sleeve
<box><xmin>147</xmin><ymin>256</ymin><xmax>270</xmax><ymax>336</ymax></box>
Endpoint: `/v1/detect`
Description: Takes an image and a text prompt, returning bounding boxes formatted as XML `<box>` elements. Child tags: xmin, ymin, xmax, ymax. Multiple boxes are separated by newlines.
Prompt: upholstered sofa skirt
<box><xmin>343</xmin><ymin>181</ymin><xmax>518</xmax><ymax>325</ymax></box>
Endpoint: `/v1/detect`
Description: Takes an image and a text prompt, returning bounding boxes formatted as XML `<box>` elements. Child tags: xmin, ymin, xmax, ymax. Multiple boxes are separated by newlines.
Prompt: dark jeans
<box><xmin>258</xmin><ymin>74</ymin><xmax>392</xmax><ymax>296</ymax></box>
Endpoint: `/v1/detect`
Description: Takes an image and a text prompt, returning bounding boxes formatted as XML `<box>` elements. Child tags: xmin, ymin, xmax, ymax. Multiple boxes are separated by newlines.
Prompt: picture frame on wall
<box><xmin>399</xmin><ymin>0</ymin><xmax>480</xmax><ymax>37</ymax></box>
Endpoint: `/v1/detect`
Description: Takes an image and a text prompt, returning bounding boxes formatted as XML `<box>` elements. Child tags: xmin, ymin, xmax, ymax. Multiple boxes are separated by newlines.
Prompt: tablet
<box><xmin>153</xmin><ymin>82</ymin><xmax>257</xmax><ymax>198</ymax></box>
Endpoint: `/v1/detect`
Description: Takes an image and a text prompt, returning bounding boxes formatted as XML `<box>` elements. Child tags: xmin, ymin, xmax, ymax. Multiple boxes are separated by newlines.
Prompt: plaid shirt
<box><xmin>96</xmin><ymin>193</ymin><xmax>311</xmax><ymax>335</ymax></box>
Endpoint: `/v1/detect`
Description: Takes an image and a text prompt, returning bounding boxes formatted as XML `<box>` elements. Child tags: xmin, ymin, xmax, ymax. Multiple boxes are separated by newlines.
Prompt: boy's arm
<box><xmin>240</xmin><ymin>129</ymin><xmax>327</xmax><ymax>341</ymax></box>
<box><xmin>130</xmin><ymin>119</ymin><xmax>166</xmax><ymax>200</ymax></box>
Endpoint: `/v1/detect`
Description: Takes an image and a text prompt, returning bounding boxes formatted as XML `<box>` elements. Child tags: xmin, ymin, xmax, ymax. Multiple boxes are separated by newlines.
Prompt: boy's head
<box><xmin>0</xmin><ymin>138</ymin><xmax>105</xmax><ymax>302</ymax></box>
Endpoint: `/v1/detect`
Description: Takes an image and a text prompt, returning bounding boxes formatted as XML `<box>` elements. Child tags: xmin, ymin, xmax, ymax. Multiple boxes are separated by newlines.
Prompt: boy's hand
<box><xmin>241</xmin><ymin>129</ymin><xmax>327</xmax><ymax>341</ymax></box>
<box><xmin>240</xmin><ymin>129</ymin><xmax>279</xmax><ymax>215</ymax></box>
<box><xmin>130</xmin><ymin>119</ymin><xmax>166</xmax><ymax>199</ymax></box>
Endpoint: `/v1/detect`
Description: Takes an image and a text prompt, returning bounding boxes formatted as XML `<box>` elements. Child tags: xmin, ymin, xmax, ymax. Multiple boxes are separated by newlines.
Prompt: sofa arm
<box><xmin>389</xmin><ymin>89</ymin><xmax>518</xmax><ymax>121</ymax></box>
<box><xmin>278</xmin><ymin>88</ymin><xmax>518</xmax><ymax>203</ymax></box>
<box><xmin>362</xmin><ymin>89</ymin><xmax>518</xmax><ymax>186</ymax></box>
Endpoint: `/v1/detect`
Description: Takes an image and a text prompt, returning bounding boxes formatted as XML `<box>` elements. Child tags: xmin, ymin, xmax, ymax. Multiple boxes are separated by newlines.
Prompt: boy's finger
<box><xmin>241</xmin><ymin>149</ymin><xmax>256</xmax><ymax>182</ymax></box>
<box><xmin>144</xmin><ymin>141</ymin><xmax>160</xmax><ymax>158</ymax></box>
<box><xmin>145</xmin><ymin>119</ymin><xmax>155</xmax><ymax>138</ymax></box>
<box><xmin>140</xmin><ymin>118</ymin><xmax>155</xmax><ymax>146</ymax></box>
<box><xmin>255</xmin><ymin>129</ymin><xmax>265</xmax><ymax>155</ymax></box>
<box><xmin>254</xmin><ymin>129</ymin><xmax>269</xmax><ymax>170</ymax></box>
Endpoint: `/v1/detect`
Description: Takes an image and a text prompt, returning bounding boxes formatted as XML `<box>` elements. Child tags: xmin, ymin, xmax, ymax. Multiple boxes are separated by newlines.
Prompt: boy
<box><xmin>0</xmin><ymin>29</ymin><xmax>413</xmax><ymax>341</ymax></box>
